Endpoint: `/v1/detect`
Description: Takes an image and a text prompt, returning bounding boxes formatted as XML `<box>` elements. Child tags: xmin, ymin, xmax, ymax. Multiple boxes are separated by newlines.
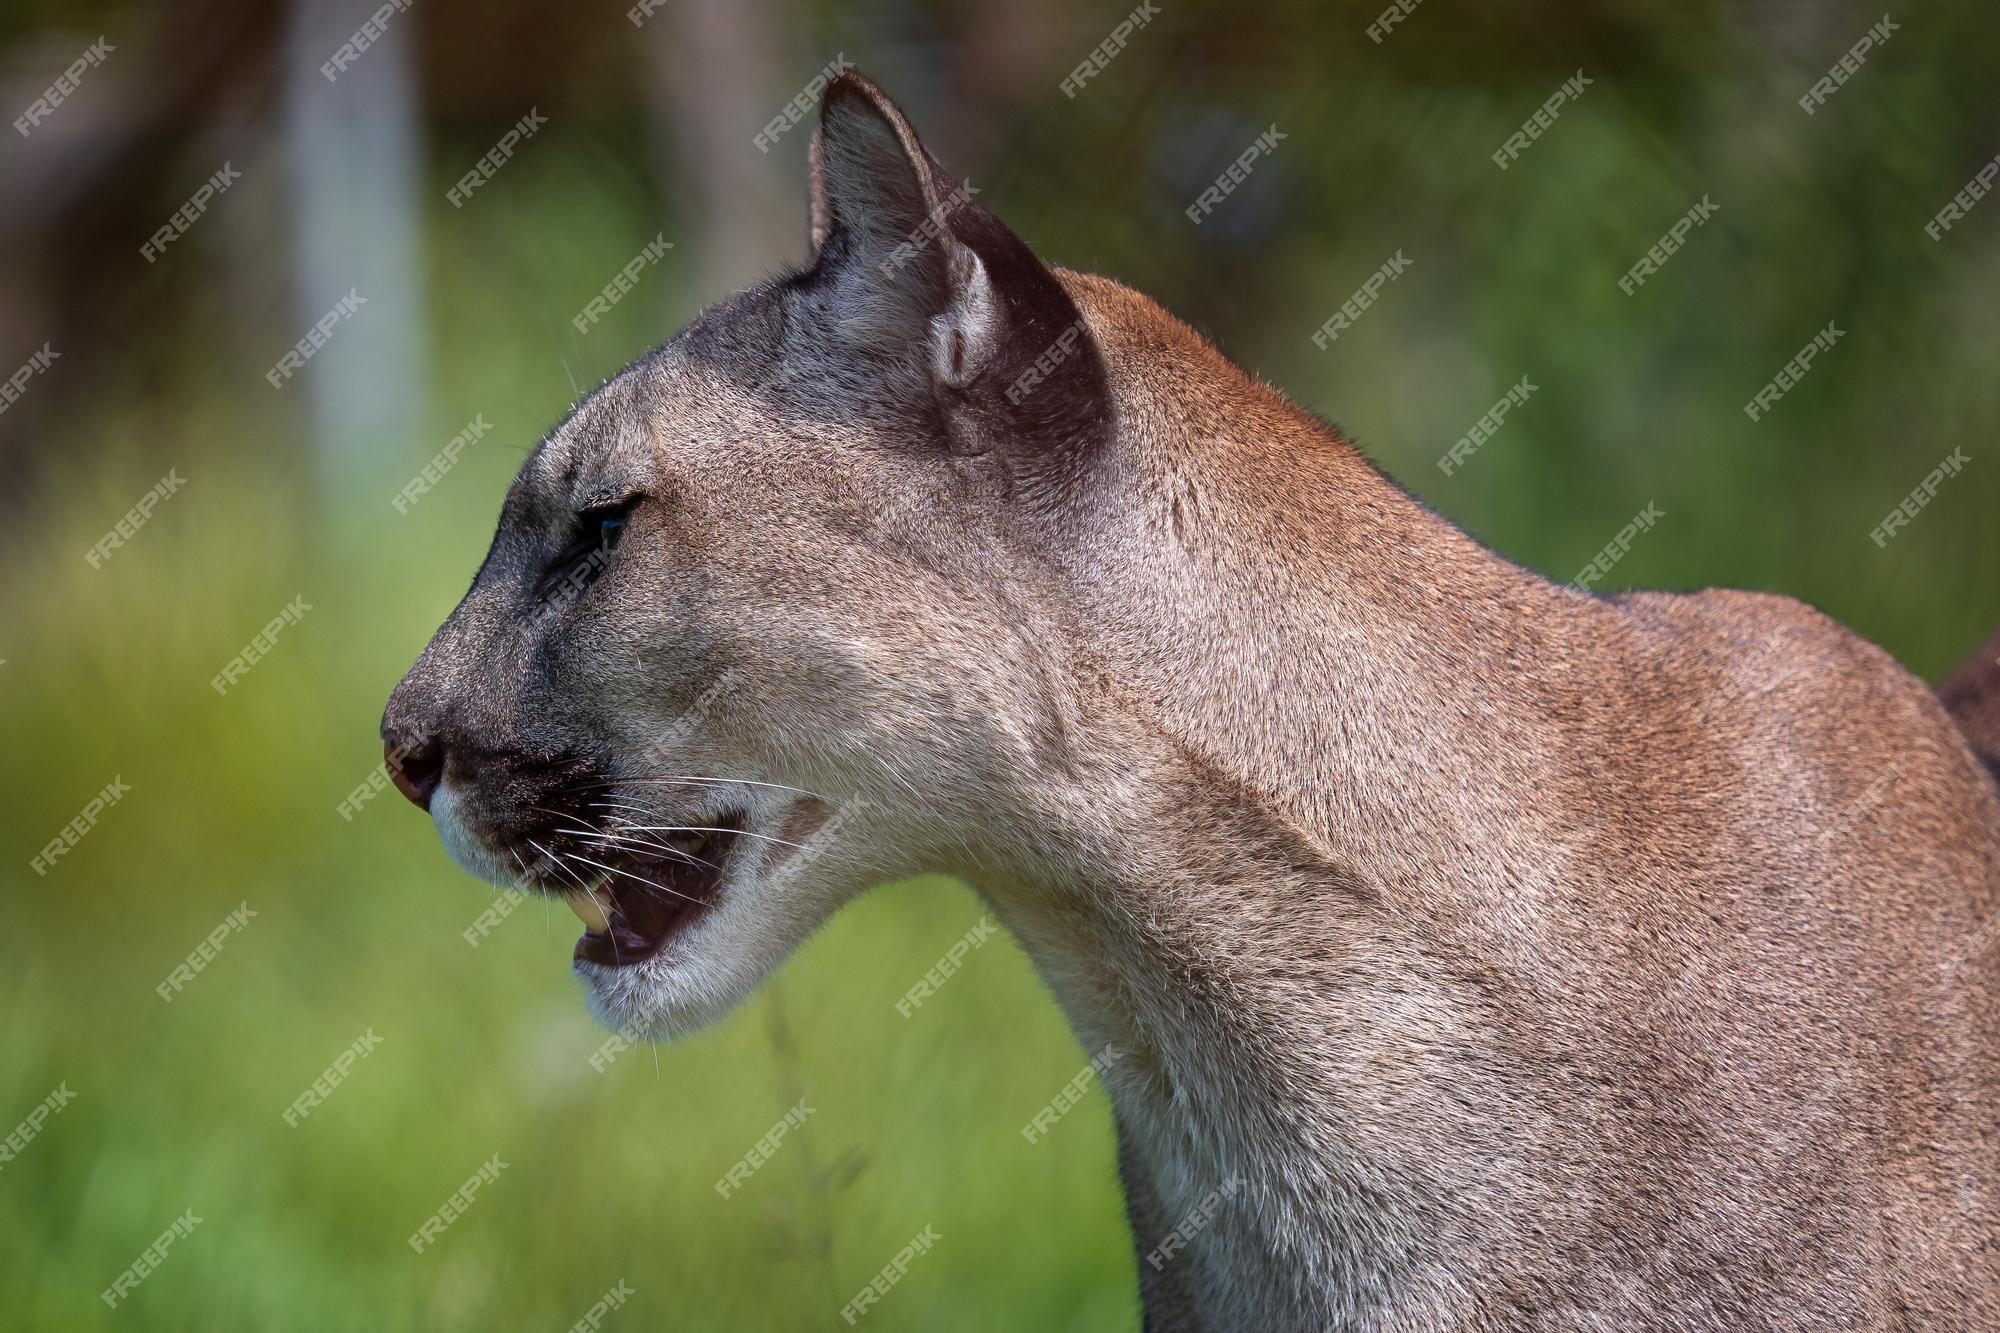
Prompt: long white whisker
<box><xmin>588</xmin><ymin>801</ymin><xmax>864</xmax><ymax>865</ymax></box>
<box><xmin>509</xmin><ymin>849</ymin><xmax>559</xmax><ymax>942</ymax></box>
<box><xmin>866</xmin><ymin>750</ymin><xmax>924</xmax><ymax>801</ymax></box>
<box><xmin>586</xmin><ymin>801</ymin><xmax>818</xmax><ymax>851</ymax></box>
<box><xmin>562</xmin><ymin>820</ymin><xmax>710</xmax><ymax>865</ymax></box>
<box><xmin>605</xmin><ymin>776</ymin><xmax>825</xmax><ymax>799</ymax></box>
<box><xmin>589</xmin><ymin>800</ymin><xmax>685</xmax><ymax>820</ymax></box>
<box><xmin>528</xmin><ymin>804</ymin><xmax>603</xmax><ymax>831</ymax></box>
<box><xmin>528</xmin><ymin>804</ymin><xmax>715</xmax><ymax>870</ymax></box>
<box><xmin>606</xmin><ymin>823</ymin><xmax>813</xmax><ymax>853</ymax></box>
<box><xmin>567</xmin><ymin>853</ymin><xmax>706</xmax><ymax>907</ymax></box>
<box><xmin>553</xmin><ymin>820</ymin><xmax>652</xmax><ymax>849</ymax></box>
<box><xmin>581</xmin><ymin>829</ymin><xmax>718</xmax><ymax>871</ymax></box>
<box><xmin>527</xmin><ymin>839</ymin><xmax>598</xmax><ymax>893</ymax></box>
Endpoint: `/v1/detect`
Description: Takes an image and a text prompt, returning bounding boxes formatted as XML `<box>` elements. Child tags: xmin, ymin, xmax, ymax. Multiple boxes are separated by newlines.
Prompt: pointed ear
<box><xmin>804</xmin><ymin>72</ymin><xmax>1108</xmax><ymax>466</ymax></box>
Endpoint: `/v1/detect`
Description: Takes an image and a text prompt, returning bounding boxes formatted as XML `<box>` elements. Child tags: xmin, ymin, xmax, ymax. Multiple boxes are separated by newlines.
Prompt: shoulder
<box><xmin>1616</xmin><ymin>587</ymin><xmax>1922</xmax><ymax>693</ymax></box>
<box><xmin>1608</xmin><ymin>586</ymin><xmax>1994</xmax><ymax>822</ymax></box>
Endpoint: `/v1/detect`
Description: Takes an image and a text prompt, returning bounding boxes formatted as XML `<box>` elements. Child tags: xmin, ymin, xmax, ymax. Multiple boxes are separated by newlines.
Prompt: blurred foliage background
<box><xmin>2</xmin><ymin>0</ymin><xmax>1996</xmax><ymax>1328</ymax></box>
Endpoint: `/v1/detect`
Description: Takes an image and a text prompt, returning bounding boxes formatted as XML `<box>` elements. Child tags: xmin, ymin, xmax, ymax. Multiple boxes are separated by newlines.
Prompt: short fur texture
<box><xmin>385</xmin><ymin>73</ymin><xmax>2000</xmax><ymax>1330</ymax></box>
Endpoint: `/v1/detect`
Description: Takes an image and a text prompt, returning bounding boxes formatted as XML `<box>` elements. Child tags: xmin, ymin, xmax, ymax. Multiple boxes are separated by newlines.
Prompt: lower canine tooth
<box><xmin>565</xmin><ymin>889</ymin><xmax>611</xmax><ymax>934</ymax></box>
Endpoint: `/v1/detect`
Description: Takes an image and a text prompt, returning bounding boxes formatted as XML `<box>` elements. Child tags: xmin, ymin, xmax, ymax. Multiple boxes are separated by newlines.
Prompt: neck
<box><xmin>967</xmin><ymin>275</ymin><xmax>1639</xmax><ymax>1324</ymax></box>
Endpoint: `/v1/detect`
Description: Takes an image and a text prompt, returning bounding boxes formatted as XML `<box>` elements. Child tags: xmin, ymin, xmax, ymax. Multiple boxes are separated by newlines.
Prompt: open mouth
<box><xmin>560</xmin><ymin>810</ymin><xmax>746</xmax><ymax>968</ymax></box>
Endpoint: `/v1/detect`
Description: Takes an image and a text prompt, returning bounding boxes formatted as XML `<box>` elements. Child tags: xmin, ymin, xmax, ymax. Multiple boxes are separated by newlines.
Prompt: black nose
<box><xmin>385</xmin><ymin>734</ymin><xmax>443</xmax><ymax>812</ymax></box>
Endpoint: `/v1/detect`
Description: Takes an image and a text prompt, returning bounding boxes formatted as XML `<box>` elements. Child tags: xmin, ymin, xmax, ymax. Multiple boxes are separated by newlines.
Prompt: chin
<box><xmin>573</xmin><ymin>904</ymin><xmax>811</xmax><ymax>1040</ymax></box>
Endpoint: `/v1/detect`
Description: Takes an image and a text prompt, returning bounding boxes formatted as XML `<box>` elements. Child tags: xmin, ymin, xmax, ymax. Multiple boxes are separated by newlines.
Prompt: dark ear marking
<box><xmin>803</xmin><ymin>71</ymin><xmax>1110</xmax><ymax>480</ymax></box>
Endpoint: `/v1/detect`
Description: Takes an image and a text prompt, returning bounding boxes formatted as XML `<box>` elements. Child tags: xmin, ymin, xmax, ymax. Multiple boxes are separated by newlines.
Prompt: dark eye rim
<box><xmin>537</xmin><ymin>498</ymin><xmax>637</xmax><ymax>595</ymax></box>
<box><xmin>591</xmin><ymin>508</ymin><xmax>628</xmax><ymax>549</ymax></box>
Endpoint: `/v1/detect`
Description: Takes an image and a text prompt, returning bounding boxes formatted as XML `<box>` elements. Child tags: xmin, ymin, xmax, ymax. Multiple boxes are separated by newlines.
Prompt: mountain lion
<box><xmin>383</xmin><ymin>71</ymin><xmax>2000</xmax><ymax>1331</ymax></box>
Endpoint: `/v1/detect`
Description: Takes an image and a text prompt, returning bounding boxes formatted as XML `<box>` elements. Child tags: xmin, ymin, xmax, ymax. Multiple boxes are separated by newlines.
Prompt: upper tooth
<box><xmin>565</xmin><ymin>889</ymin><xmax>610</xmax><ymax>934</ymax></box>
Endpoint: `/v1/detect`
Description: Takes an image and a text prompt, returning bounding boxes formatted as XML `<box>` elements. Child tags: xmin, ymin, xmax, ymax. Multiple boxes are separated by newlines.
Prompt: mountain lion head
<box><xmin>382</xmin><ymin>72</ymin><xmax>1123</xmax><ymax>1037</ymax></box>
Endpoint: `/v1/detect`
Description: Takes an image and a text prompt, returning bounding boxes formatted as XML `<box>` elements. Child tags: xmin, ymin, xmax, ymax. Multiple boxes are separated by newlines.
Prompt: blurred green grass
<box><xmin>6</xmin><ymin>9</ymin><xmax>2000</xmax><ymax>1326</ymax></box>
<box><xmin>0</xmin><ymin>187</ymin><xmax>1138</xmax><ymax>1330</ymax></box>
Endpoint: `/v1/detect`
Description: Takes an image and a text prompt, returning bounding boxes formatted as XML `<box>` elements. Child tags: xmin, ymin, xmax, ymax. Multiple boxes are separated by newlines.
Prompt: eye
<box><xmin>575</xmin><ymin>499</ymin><xmax>635</xmax><ymax>555</ymax></box>
<box><xmin>537</xmin><ymin>501</ymin><xmax>636</xmax><ymax>597</ymax></box>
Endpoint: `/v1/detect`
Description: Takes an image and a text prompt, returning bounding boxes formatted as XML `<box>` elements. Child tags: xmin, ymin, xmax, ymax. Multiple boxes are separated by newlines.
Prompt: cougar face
<box><xmin>382</xmin><ymin>73</ymin><xmax>1109</xmax><ymax>1037</ymax></box>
